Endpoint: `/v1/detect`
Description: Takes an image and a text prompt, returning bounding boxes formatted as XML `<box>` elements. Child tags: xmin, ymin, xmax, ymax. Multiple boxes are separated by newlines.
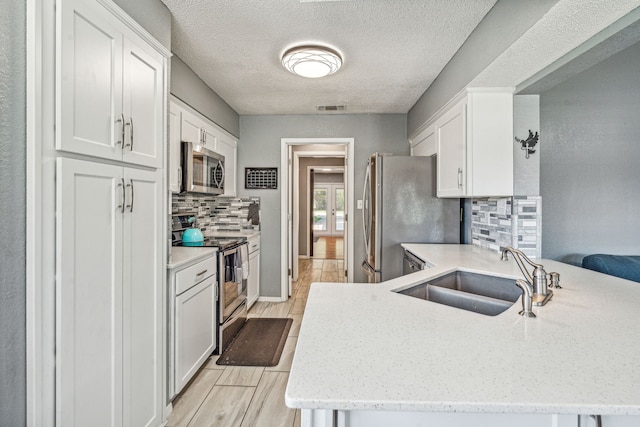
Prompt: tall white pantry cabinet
<box><xmin>54</xmin><ymin>0</ymin><xmax>169</xmax><ymax>426</ymax></box>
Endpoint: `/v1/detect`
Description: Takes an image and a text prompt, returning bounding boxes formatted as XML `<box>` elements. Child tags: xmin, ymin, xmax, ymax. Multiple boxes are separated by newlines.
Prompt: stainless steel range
<box><xmin>172</xmin><ymin>214</ymin><xmax>248</xmax><ymax>353</ymax></box>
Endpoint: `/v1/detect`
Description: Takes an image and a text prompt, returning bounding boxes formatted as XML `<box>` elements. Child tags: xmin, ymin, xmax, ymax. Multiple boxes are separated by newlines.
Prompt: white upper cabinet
<box><xmin>436</xmin><ymin>99</ymin><xmax>467</xmax><ymax>197</ymax></box>
<box><xmin>410</xmin><ymin>124</ymin><xmax>436</xmax><ymax>157</ymax></box>
<box><xmin>428</xmin><ymin>88</ymin><xmax>514</xmax><ymax>198</ymax></box>
<box><xmin>169</xmin><ymin>98</ymin><xmax>238</xmax><ymax>195</ymax></box>
<box><xmin>217</xmin><ymin>133</ymin><xmax>237</xmax><ymax>196</ymax></box>
<box><xmin>180</xmin><ymin>108</ymin><xmax>218</xmax><ymax>150</ymax></box>
<box><xmin>57</xmin><ymin>0</ymin><xmax>165</xmax><ymax>169</ymax></box>
<box><xmin>169</xmin><ymin>102</ymin><xmax>181</xmax><ymax>193</ymax></box>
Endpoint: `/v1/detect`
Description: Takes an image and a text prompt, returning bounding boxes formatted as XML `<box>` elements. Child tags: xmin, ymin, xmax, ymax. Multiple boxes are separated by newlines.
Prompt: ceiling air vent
<box><xmin>317</xmin><ymin>105</ymin><xmax>345</xmax><ymax>112</ymax></box>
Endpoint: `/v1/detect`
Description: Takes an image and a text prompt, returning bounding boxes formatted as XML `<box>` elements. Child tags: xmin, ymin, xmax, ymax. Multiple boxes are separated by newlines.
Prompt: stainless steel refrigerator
<box><xmin>361</xmin><ymin>153</ymin><xmax>460</xmax><ymax>283</ymax></box>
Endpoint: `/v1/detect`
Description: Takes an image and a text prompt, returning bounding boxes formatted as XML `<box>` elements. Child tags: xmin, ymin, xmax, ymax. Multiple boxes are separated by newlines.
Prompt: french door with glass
<box><xmin>313</xmin><ymin>184</ymin><xmax>344</xmax><ymax>236</ymax></box>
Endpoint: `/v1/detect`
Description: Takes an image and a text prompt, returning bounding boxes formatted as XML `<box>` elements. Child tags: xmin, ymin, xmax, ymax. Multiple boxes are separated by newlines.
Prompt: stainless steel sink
<box><xmin>396</xmin><ymin>271</ymin><xmax>521</xmax><ymax>316</ymax></box>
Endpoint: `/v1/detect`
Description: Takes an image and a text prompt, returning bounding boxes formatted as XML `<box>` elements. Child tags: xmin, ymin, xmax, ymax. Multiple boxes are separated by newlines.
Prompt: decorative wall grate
<box><xmin>245</xmin><ymin>167</ymin><xmax>278</xmax><ymax>189</ymax></box>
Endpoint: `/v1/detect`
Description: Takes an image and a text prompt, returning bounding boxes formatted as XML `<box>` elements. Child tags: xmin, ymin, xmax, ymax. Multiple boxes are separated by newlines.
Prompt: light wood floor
<box><xmin>312</xmin><ymin>236</ymin><xmax>344</xmax><ymax>260</ymax></box>
<box><xmin>166</xmin><ymin>257</ymin><xmax>341</xmax><ymax>427</ymax></box>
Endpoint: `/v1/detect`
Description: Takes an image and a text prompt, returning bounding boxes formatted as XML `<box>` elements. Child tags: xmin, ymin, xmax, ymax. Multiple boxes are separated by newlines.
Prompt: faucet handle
<box><xmin>549</xmin><ymin>272</ymin><xmax>561</xmax><ymax>288</ymax></box>
<box><xmin>515</xmin><ymin>279</ymin><xmax>536</xmax><ymax>318</ymax></box>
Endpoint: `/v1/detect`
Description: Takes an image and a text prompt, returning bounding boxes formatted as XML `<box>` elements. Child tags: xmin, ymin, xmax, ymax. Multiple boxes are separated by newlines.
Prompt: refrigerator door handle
<box><xmin>362</xmin><ymin>161</ymin><xmax>370</xmax><ymax>256</ymax></box>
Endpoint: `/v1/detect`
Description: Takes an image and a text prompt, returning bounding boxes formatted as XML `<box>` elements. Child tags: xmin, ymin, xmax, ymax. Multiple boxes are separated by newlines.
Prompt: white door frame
<box><xmin>281</xmin><ymin>138</ymin><xmax>354</xmax><ymax>300</ymax></box>
<box><xmin>293</xmin><ymin>153</ymin><xmax>344</xmax><ymax>280</ymax></box>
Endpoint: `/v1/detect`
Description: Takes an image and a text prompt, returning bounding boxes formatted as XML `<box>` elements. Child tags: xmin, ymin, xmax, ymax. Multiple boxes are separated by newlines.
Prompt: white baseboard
<box><xmin>257</xmin><ymin>296</ymin><xmax>287</xmax><ymax>303</ymax></box>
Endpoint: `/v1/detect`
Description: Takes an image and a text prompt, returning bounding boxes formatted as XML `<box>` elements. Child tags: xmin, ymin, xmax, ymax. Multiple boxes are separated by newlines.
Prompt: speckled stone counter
<box><xmin>285</xmin><ymin>244</ymin><xmax>640</xmax><ymax>417</ymax></box>
<box><xmin>167</xmin><ymin>247</ymin><xmax>218</xmax><ymax>270</ymax></box>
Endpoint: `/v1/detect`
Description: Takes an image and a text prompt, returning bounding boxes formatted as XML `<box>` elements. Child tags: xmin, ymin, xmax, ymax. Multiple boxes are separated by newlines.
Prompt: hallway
<box><xmin>312</xmin><ymin>236</ymin><xmax>344</xmax><ymax>260</ymax></box>
<box><xmin>166</xmin><ymin>257</ymin><xmax>341</xmax><ymax>427</ymax></box>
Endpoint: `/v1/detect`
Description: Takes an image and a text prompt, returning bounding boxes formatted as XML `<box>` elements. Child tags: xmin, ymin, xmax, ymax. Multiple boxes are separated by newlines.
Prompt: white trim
<box><xmin>26</xmin><ymin>0</ymin><xmax>43</xmax><ymax>424</ymax></box>
<box><xmin>281</xmin><ymin>138</ymin><xmax>355</xmax><ymax>301</ymax></box>
<box><xmin>257</xmin><ymin>296</ymin><xmax>287</xmax><ymax>303</ymax></box>
<box><xmin>96</xmin><ymin>0</ymin><xmax>171</xmax><ymax>57</ymax></box>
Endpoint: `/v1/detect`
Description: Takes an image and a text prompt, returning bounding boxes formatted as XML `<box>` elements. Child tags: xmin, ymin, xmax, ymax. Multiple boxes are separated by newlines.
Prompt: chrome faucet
<box><xmin>501</xmin><ymin>247</ymin><xmax>555</xmax><ymax>309</ymax></box>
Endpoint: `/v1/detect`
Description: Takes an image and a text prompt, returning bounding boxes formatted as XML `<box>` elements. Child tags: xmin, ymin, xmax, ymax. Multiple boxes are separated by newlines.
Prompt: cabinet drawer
<box><xmin>247</xmin><ymin>235</ymin><xmax>261</xmax><ymax>253</ymax></box>
<box><xmin>176</xmin><ymin>256</ymin><xmax>217</xmax><ymax>295</ymax></box>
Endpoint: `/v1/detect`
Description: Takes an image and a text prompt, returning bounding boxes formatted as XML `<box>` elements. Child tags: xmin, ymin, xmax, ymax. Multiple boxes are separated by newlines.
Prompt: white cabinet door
<box><xmin>436</xmin><ymin>99</ymin><xmax>466</xmax><ymax>197</ymax></box>
<box><xmin>57</xmin><ymin>158</ymin><xmax>124</xmax><ymax>427</ymax></box>
<box><xmin>201</xmin><ymin>123</ymin><xmax>218</xmax><ymax>151</ymax></box>
<box><xmin>57</xmin><ymin>158</ymin><xmax>162</xmax><ymax>427</ymax></box>
<box><xmin>180</xmin><ymin>107</ymin><xmax>203</xmax><ymax>146</ymax></box>
<box><xmin>122</xmin><ymin>167</ymin><xmax>163</xmax><ymax>427</ymax></box>
<box><xmin>217</xmin><ymin>133</ymin><xmax>237</xmax><ymax>196</ymax></box>
<box><xmin>56</xmin><ymin>0</ymin><xmax>164</xmax><ymax>169</ymax></box>
<box><xmin>410</xmin><ymin>125</ymin><xmax>436</xmax><ymax>157</ymax></box>
<box><xmin>247</xmin><ymin>237</ymin><xmax>261</xmax><ymax>308</ymax></box>
<box><xmin>174</xmin><ymin>276</ymin><xmax>216</xmax><ymax>393</ymax></box>
<box><xmin>121</xmin><ymin>38</ymin><xmax>164</xmax><ymax>168</ymax></box>
<box><xmin>465</xmin><ymin>90</ymin><xmax>514</xmax><ymax>197</ymax></box>
<box><xmin>57</xmin><ymin>0</ymin><xmax>123</xmax><ymax>161</ymax></box>
<box><xmin>169</xmin><ymin>101</ymin><xmax>182</xmax><ymax>192</ymax></box>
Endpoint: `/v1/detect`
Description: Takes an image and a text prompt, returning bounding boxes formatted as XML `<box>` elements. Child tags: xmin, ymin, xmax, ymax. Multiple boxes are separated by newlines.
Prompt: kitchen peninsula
<box><xmin>286</xmin><ymin>245</ymin><xmax>640</xmax><ymax>427</ymax></box>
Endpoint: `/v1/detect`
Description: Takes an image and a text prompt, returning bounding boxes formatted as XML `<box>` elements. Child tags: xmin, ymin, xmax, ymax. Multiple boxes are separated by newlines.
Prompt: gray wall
<box><xmin>540</xmin><ymin>41</ymin><xmax>640</xmax><ymax>263</ymax></box>
<box><xmin>0</xmin><ymin>0</ymin><xmax>26</xmax><ymax>425</ymax></box>
<box><xmin>513</xmin><ymin>95</ymin><xmax>540</xmax><ymax>196</ymax></box>
<box><xmin>407</xmin><ymin>0</ymin><xmax>558</xmax><ymax>136</ymax></box>
<box><xmin>238</xmin><ymin>114</ymin><xmax>408</xmax><ymax>295</ymax></box>
<box><xmin>113</xmin><ymin>0</ymin><xmax>171</xmax><ymax>49</ymax></box>
<box><xmin>298</xmin><ymin>158</ymin><xmax>344</xmax><ymax>256</ymax></box>
<box><xmin>171</xmin><ymin>55</ymin><xmax>240</xmax><ymax>138</ymax></box>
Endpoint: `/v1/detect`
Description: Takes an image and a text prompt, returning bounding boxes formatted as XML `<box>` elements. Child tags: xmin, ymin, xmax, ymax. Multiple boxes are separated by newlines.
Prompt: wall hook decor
<box><xmin>515</xmin><ymin>130</ymin><xmax>539</xmax><ymax>159</ymax></box>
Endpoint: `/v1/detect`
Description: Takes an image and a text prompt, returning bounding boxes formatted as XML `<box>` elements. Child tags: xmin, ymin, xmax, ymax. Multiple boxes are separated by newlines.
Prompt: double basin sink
<box><xmin>396</xmin><ymin>270</ymin><xmax>522</xmax><ymax>316</ymax></box>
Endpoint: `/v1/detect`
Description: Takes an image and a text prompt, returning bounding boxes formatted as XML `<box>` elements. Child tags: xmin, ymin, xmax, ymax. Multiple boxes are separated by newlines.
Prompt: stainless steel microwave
<box><xmin>181</xmin><ymin>141</ymin><xmax>225</xmax><ymax>195</ymax></box>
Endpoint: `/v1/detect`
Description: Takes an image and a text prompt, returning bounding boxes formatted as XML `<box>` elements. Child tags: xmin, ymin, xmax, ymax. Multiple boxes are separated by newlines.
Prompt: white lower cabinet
<box><xmin>56</xmin><ymin>157</ymin><xmax>163</xmax><ymax>427</ymax></box>
<box><xmin>303</xmin><ymin>410</ymin><xmax>640</xmax><ymax>426</ymax></box>
<box><xmin>174</xmin><ymin>272</ymin><xmax>216</xmax><ymax>394</ymax></box>
<box><xmin>247</xmin><ymin>235</ymin><xmax>261</xmax><ymax>308</ymax></box>
<box><xmin>303</xmin><ymin>410</ymin><xmax>582</xmax><ymax>427</ymax></box>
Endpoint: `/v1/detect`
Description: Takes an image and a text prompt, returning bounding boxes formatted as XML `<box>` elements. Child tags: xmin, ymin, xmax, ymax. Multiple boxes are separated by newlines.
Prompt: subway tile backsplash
<box><xmin>172</xmin><ymin>194</ymin><xmax>260</xmax><ymax>235</ymax></box>
<box><xmin>471</xmin><ymin>196</ymin><xmax>541</xmax><ymax>258</ymax></box>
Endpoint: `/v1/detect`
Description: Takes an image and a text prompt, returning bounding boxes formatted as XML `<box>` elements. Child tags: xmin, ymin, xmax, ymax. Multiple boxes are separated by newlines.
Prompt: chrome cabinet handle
<box><xmin>457</xmin><ymin>168</ymin><xmax>463</xmax><ymax>189</ymax></box>
<box><xmin>178</xmin><ymin>166</ymin><xmax>182</xmax><ymax>189</ymax></box>
<box><xmin>125</xmin><ymin>179</ymin><xmax>134</xmax><ymax>212</ymax></box>
<box><xmin>124</xmin><ymin>118</ymin><xmax>132</xmax><ymax>149</ymax></box>
<box><xmin>128</xmin><ymin>117</ymin><xmax>134</xmax><ymax>151</ymax></box>
<box><xmin>117</xmin><ymin>178</ymin><xmax>125</xmax><ymax>213</ymax></box>
<box><xmin>116</xmin><ymin>114</ymin><xmax>125</xmax><ymax>147</ymax></box>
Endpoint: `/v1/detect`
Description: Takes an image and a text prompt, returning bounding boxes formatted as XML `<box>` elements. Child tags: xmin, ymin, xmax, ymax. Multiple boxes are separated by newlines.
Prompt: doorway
<box><xmin>280</xmin><ymin>138</ymin><xmax>355</xmax><ymax>300</ymax></box>
<box><xmin>313</xmin><ymin>180</ymin><xmax>344</xmax><ymax>237</ymax></box>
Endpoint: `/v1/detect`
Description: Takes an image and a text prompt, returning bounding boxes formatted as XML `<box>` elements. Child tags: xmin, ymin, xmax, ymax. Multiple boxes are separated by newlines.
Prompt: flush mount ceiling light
<box><xmin>281</xmin><ymin>45</ymin><xmax>342</xmax><ymax>78</ymax></box>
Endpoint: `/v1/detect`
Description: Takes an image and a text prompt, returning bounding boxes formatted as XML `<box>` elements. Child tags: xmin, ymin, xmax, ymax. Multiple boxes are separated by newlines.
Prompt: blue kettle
<box><xmin>182</xmin><ymin>218</ymin><xmax>204</xmax><ymax>246</ymax></box>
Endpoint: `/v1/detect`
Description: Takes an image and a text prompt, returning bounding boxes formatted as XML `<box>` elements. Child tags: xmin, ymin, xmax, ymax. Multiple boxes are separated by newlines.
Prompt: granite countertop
<box><xmin>167</xmin><ymin>246</ymin><xmax>218</xmax><ymax>270</ymax></box>
<box><xmin>285</xmin><ymin>244</ymin><xmax>640</xmax><ymax>415</ymax></box>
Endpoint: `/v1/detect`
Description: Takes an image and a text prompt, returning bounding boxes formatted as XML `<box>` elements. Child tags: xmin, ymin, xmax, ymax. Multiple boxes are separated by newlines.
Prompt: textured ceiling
<box><xmin>161</xmin><ymin>0</ymin><xmax>497</xmax><ymax>115</ymax></box>
<box><xmin>471</xmin><ymin>0</ymin><xmax>640</xmax><ymax>90</ymax></box>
